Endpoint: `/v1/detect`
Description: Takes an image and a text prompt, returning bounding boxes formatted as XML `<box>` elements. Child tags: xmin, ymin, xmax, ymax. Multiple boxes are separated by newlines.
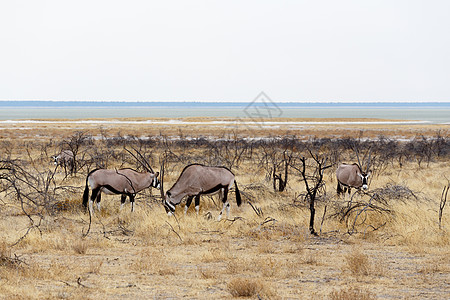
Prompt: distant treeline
<box><xmin>0</xmin><ymin>100</ymin><xmax>449</xmax><ymax>108</ymax></box>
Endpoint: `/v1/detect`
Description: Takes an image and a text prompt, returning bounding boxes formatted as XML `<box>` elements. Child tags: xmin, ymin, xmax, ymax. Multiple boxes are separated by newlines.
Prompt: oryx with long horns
<box><xmin>336</xmin><ymin>148</ymin><xmax>372</xmax><ymax>197</ymax></box>
<box><xmin>82</xmin><ymin>148</ymin><xmax>160</xmax><ymax>213</ymax></box>
<box><xmin>53</xmin><ymin>149</ymin><xmax>75</xmax><ymax>174</ymax></box>
<box><xmin>160</xmin><ymin>163</ymin><xmax>242</xmax><ymax>221</ymax></box>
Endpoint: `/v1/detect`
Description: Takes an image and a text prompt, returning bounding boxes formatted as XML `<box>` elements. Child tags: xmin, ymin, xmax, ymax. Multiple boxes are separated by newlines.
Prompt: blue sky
<box><xmin>1</xmin><ymin>1</ymin><xmax>449</xmax><ymax>102</ymax></box>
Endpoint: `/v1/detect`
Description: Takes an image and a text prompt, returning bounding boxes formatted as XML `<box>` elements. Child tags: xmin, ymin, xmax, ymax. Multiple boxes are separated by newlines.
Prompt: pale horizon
<box><xmin>1</xmin><ymin>1</ymin><xmax>449</xmax><ymax>103</ymax></box>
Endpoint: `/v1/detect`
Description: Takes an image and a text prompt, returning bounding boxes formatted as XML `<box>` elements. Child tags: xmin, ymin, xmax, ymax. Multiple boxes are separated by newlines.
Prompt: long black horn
<box><xmin>124</xmin><ymin>147</ymin><xmax>154</xmax><ymax>173</ymax></box>
<box><xmin>366</xmin><ymin>148</ymin><xmax>372</xmax><ymax>173</ymax></box>
<box><xmin>132</xmin><ymin>146</ymin><xmax>155</xmax><ymax>173</ymax></box>
<box><xmin>355</xmin><ymin>146</ymin><xmax>362</xmax><ymax>170</ymax></box>
<box><xmin>159</xmin><ymin>157</ymin><xmax>165</xmax><ymax>199</ymax></box>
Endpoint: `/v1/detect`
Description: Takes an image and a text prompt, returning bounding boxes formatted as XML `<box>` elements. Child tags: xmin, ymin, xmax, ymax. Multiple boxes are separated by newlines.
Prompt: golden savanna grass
<box><xmin>0</xmin><ymin>118</ymin><xmax>449</xmax><ymax>299</ymax></box>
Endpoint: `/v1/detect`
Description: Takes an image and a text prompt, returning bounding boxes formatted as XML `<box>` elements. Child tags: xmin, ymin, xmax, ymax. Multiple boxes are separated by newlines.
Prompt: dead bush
<box><xmin>227</xmin><ymin>277</ymin><xmax>262</xmax><ymax>297</ymax></box>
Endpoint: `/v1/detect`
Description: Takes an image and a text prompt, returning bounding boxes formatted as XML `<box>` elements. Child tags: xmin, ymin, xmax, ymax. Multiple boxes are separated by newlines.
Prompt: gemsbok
<box><xmin>161</xmin><ymin>163</ymin><xmax>242</xmax><ymax>221</ymax></box>
<box><xmin>336</xmin><ymin>149</ymin><xmax>372</xmax><ymax>198</ymax></box>
<box><xmin>82</xmin><ymin>168</ymin><xmax>160</xmax><ymax>213</ymax></box>
<box><xmin>53</xmin><ymin>150</ymin><xmax>75</xmax><ymax>174</ymax></box>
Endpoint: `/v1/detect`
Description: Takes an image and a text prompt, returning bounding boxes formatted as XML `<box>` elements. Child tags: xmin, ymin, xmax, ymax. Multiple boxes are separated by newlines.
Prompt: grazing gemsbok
<box><xmin>161</xmin><ymin>163</ymin><xmax>242</xmax><ymax>220</ymax></box>
<box><xmin>53</xmin><ymin>150</ymin><xmax>75</xmax><ymax>174</ymax></box>
<box><xmin>336</xmin><ymin>149</ymin><xmax>372</xmax><ymax>198</ymax></box>
<box><xmin>82</xmin><ymin>168</ymin><xmax>160</xmax><ymax>213</ymax></box>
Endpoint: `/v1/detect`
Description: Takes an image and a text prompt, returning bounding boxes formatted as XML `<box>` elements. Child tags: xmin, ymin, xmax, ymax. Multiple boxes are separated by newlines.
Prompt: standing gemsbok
<box><xmin>53</xmin><ymin>150</ymin><xmax>75</xmax><ymax>174</ymax></box>
<box><xmin>161</xmin><ymin>164</ymin><xmax>242</xmax><ymax>220</ymax></box>
<box><xmin>336</xmin><ymin>149</ymin><xmax>372</xmax><ymax>197</ymax></box>
<box><xmin>82</xmin><ymin>168</ymin><xmax>160</xmax><ymax>213</ymax></box>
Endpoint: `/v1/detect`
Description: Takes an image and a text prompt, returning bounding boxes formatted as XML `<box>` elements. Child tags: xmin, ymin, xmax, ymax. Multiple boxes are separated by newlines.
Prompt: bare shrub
<box><xmin>0</xmin><ymin>241</ymin><xmax>24</xmax><ymax>269</ymax></box>
<box><xmin>291</xmin><ymin>149</ymin><xmax>331</xmax><ymax>235</ymax></box>
<box><xmin>332</xmin><ymin>185</ymin><xmax>400</xmax><ymax>235</ymax></box>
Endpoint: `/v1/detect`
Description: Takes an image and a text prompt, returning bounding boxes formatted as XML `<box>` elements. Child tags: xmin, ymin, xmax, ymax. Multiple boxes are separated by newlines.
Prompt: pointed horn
<box><xmin>159</xmin><ymin>158</ymin><xmax>165</xmax><ymax>199</ymax></box>
<box><xmin>132</xmin><ymin>146</ymin><xmax>155</xmax><ymax>173</ymax></box>
<box><xmin>354</xmin><ymin>146</ymin><xmax>362</xmax><ymax>170</ymax></box>
<box><xmin>124</xmin><ymin>147</ymin><xmax>143</xmax><ymax>168</ymax></box>
<box><xmin>366</xmin><ymin>148</ymin><xmax>372</xmax><ymax>173</ymax></box>
<box><xmin>124</xmin><ymin>147</ymin><xmax>154</xmax><ymax>173</ymax></box>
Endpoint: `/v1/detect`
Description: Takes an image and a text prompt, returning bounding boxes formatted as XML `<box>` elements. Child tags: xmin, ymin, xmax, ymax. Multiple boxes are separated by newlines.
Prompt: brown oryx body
<box><xmin>336</xmin><ymin>163</ymin><xmax>371</xmax><ymax>197</ymax></box>
<box><xmin>82</xmin><ymin>168</ymin><xmax>160</xmax><ymax>213</ymax></box>
<box><xmin>162</xmin><ymin>164</ymin><xmax>241</xmax><ymax>220</ymax></box>
<box><xmin>53</xmin><ymin>150</ymin><xmax>74</xmax><ymax>174</ymax></box>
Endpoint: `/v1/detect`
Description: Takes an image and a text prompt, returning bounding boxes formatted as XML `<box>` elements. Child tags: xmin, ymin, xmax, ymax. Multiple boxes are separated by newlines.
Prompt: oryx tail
<box><xmin>234</xmin><ymin>180</ymin><xmax>242</xmax><ymax>207</ymax></box>
<box><xmin>82</xmin><ymin>168</ymin><xmax>98</xmax><ymax>208</ymax></box>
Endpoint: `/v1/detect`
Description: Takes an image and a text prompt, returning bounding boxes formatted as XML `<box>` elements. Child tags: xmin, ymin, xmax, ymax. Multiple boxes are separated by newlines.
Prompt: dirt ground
<box><xmin>1</xmin><ymin>118</ymin><xmax>449</xmax><ymax>299</ymax></box>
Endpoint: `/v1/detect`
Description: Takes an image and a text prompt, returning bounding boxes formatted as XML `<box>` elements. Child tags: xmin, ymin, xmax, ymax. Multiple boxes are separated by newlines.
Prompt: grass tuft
<box><xmin>344</xmin><ymin>247</ymin><xmax>371</xmax><ymax>277</ymax></box>
<box><xmin>329</xmin><ymin>287</ymin><xmax>376</xmax><ymax>300</ymax></box>
<box><xmin>72</xmin><ymin>240</ymin><xmax>88</xmax><ymax>255</ymax></box>
<box><xmin>227</xmin><ymin>277</ymin><xmax>262</xmax><ymax>297</ymax></box>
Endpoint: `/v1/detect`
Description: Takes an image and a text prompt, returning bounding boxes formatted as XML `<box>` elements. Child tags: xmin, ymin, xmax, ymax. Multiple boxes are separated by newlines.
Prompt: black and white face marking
<box><xmin>153</xmin><ymin>176</ymin><xmax>161</xmax><ymax>189</ymax></box>
<box><xmin>359</xmin><ymin>171</ymin><xmax>371</xmax><ymax>190</ymax></box>
<box><xmin>163</xmin><ymin>199</ymin><xmax>175</xmax><ymax>215</ymax></box>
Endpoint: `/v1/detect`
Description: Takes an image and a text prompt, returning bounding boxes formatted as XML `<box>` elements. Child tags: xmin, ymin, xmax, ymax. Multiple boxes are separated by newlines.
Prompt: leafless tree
<box><xmin>0</xmin><ymin>154</ymin><xmax>79</xmax><ymax>245</ymax></box>
<box><xmin>273</xmin><ymin>150</ymin><xmax>293</xmax><ymax>192</ymax></box>
<box><xmin>291</xmin><ymin>149</ymin><xmax>331</xmax><ymax>235</ymax></box>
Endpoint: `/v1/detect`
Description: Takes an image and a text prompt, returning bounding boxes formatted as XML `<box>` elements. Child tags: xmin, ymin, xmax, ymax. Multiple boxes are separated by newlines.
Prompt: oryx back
<box><xmin>163</xmin><ymin>164</ymin><xmax>241</xmax><ymax>220</ymax></box>
<box><xmin>83</xmin><ymin>168</ymin><xmax>159</xmax><ymax>213</ymax></box>
<box><xmin>336</xmin><ymin>164</ymin><xmax>363</xmax><ymax>188</ymax></box>
<box><xmin>168</xmin><ymin>164</ymin><xmax>235</xmax><ymax>203</ymax></box>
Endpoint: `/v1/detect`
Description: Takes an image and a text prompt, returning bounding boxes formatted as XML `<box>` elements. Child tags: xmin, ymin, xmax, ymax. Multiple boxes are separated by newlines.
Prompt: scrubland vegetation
<box><xmin>0</xmin><ymin>119</ymin><xmax>449</xmax><ymax>299</ymax></box>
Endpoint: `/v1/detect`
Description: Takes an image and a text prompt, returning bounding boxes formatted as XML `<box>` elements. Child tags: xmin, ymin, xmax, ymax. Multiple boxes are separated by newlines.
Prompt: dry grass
<box><xmin>72</xmin><ymin>240</ymin><xmax>88</xmax><ymax>255</ymax></box>
<box><xmin>227</xmin><ymin>277</ymin><xmax>275</xmax><ymax>298</ymax></box>
<box><xmin>0</xmin><ymin>119</ymin><xmax>449</xmax><ymax>299</ymax></box>
<box><xmin>329</xmin><ymin>287</ymin><xmax>376</xmax><ymax>300</ymax></box>
<box><xmin>344</xmin><ymin>247</ymin><xmax>371</xmax><ymax>277</ymax></box>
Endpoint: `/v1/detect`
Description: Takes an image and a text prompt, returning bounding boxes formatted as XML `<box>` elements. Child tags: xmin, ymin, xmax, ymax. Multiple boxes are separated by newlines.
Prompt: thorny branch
<box><xmin>165</xmin><ymin>221</ymin><xmax>182</xmax><ymax>242</ymax></box>
<box><xmin>439</xmin><ymin>182</ymin><xmax>448</xmax><ymax>230</ymax></box>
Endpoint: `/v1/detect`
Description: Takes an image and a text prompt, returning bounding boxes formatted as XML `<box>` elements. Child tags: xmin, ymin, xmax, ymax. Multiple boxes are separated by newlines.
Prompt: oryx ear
<box><xmin>154</xmin><ymin>172</ymin><xmax>159</xmax><ymax>177</ymax></box>
<box><xmin>367</xmin><ymin>170</ymin><xmax>372</xmax><ymax>177</ymax></box>
<box><xmin>166</xmin><ymin>191</ymin><xmax>171</xmax><ymax>197</ymax></box>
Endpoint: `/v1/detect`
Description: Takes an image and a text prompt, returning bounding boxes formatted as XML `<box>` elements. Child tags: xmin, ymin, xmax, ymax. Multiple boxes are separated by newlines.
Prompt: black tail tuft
<box><xmin>82</xmin><ymin>175</ymin><xmax>90</xmax><ymax>208</ymax></box>
<box><xmin>234</xmin><ymin>180</ymin><xmax>242</xmax><ymax>207</ymax></box>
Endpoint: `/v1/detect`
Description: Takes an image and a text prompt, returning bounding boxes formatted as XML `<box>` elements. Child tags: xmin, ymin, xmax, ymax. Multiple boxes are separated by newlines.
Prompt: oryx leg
<box><xmin>184</xmin><ymin>195</ymin><xmax>195</xmax><ymax>214</ymax></box>
<box><xmin>96</xmin><ymin>190</ymin><xmax>102</xmax><ymax>211</ymax></box>
<box><xmin>337</xmin><ymin>182</ymin><xmax>344</xmax><ymax>197</ymax></box>
<box><xmin>130</xmin><ymin>194</ymin><xmax>135</xmax><ymax>212</ymax></box>
<box><xmin>194</xmin><ymin>194</ymin><xmax>200</xmax><ymax>215</ymax></box>
<box><xmin>89</xmin><ymin>187</ymin><xmax>101</xmax><ymax>214</ymax></box>
<box><xmin>218</xmin><ymin>187</ymin><xmax>230</xmax><ymax>221</ymax></box>
<box><xmin>120</xmin><ymin>194</ymin><xmax>127</xmax><ymax>210</ymax></box>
